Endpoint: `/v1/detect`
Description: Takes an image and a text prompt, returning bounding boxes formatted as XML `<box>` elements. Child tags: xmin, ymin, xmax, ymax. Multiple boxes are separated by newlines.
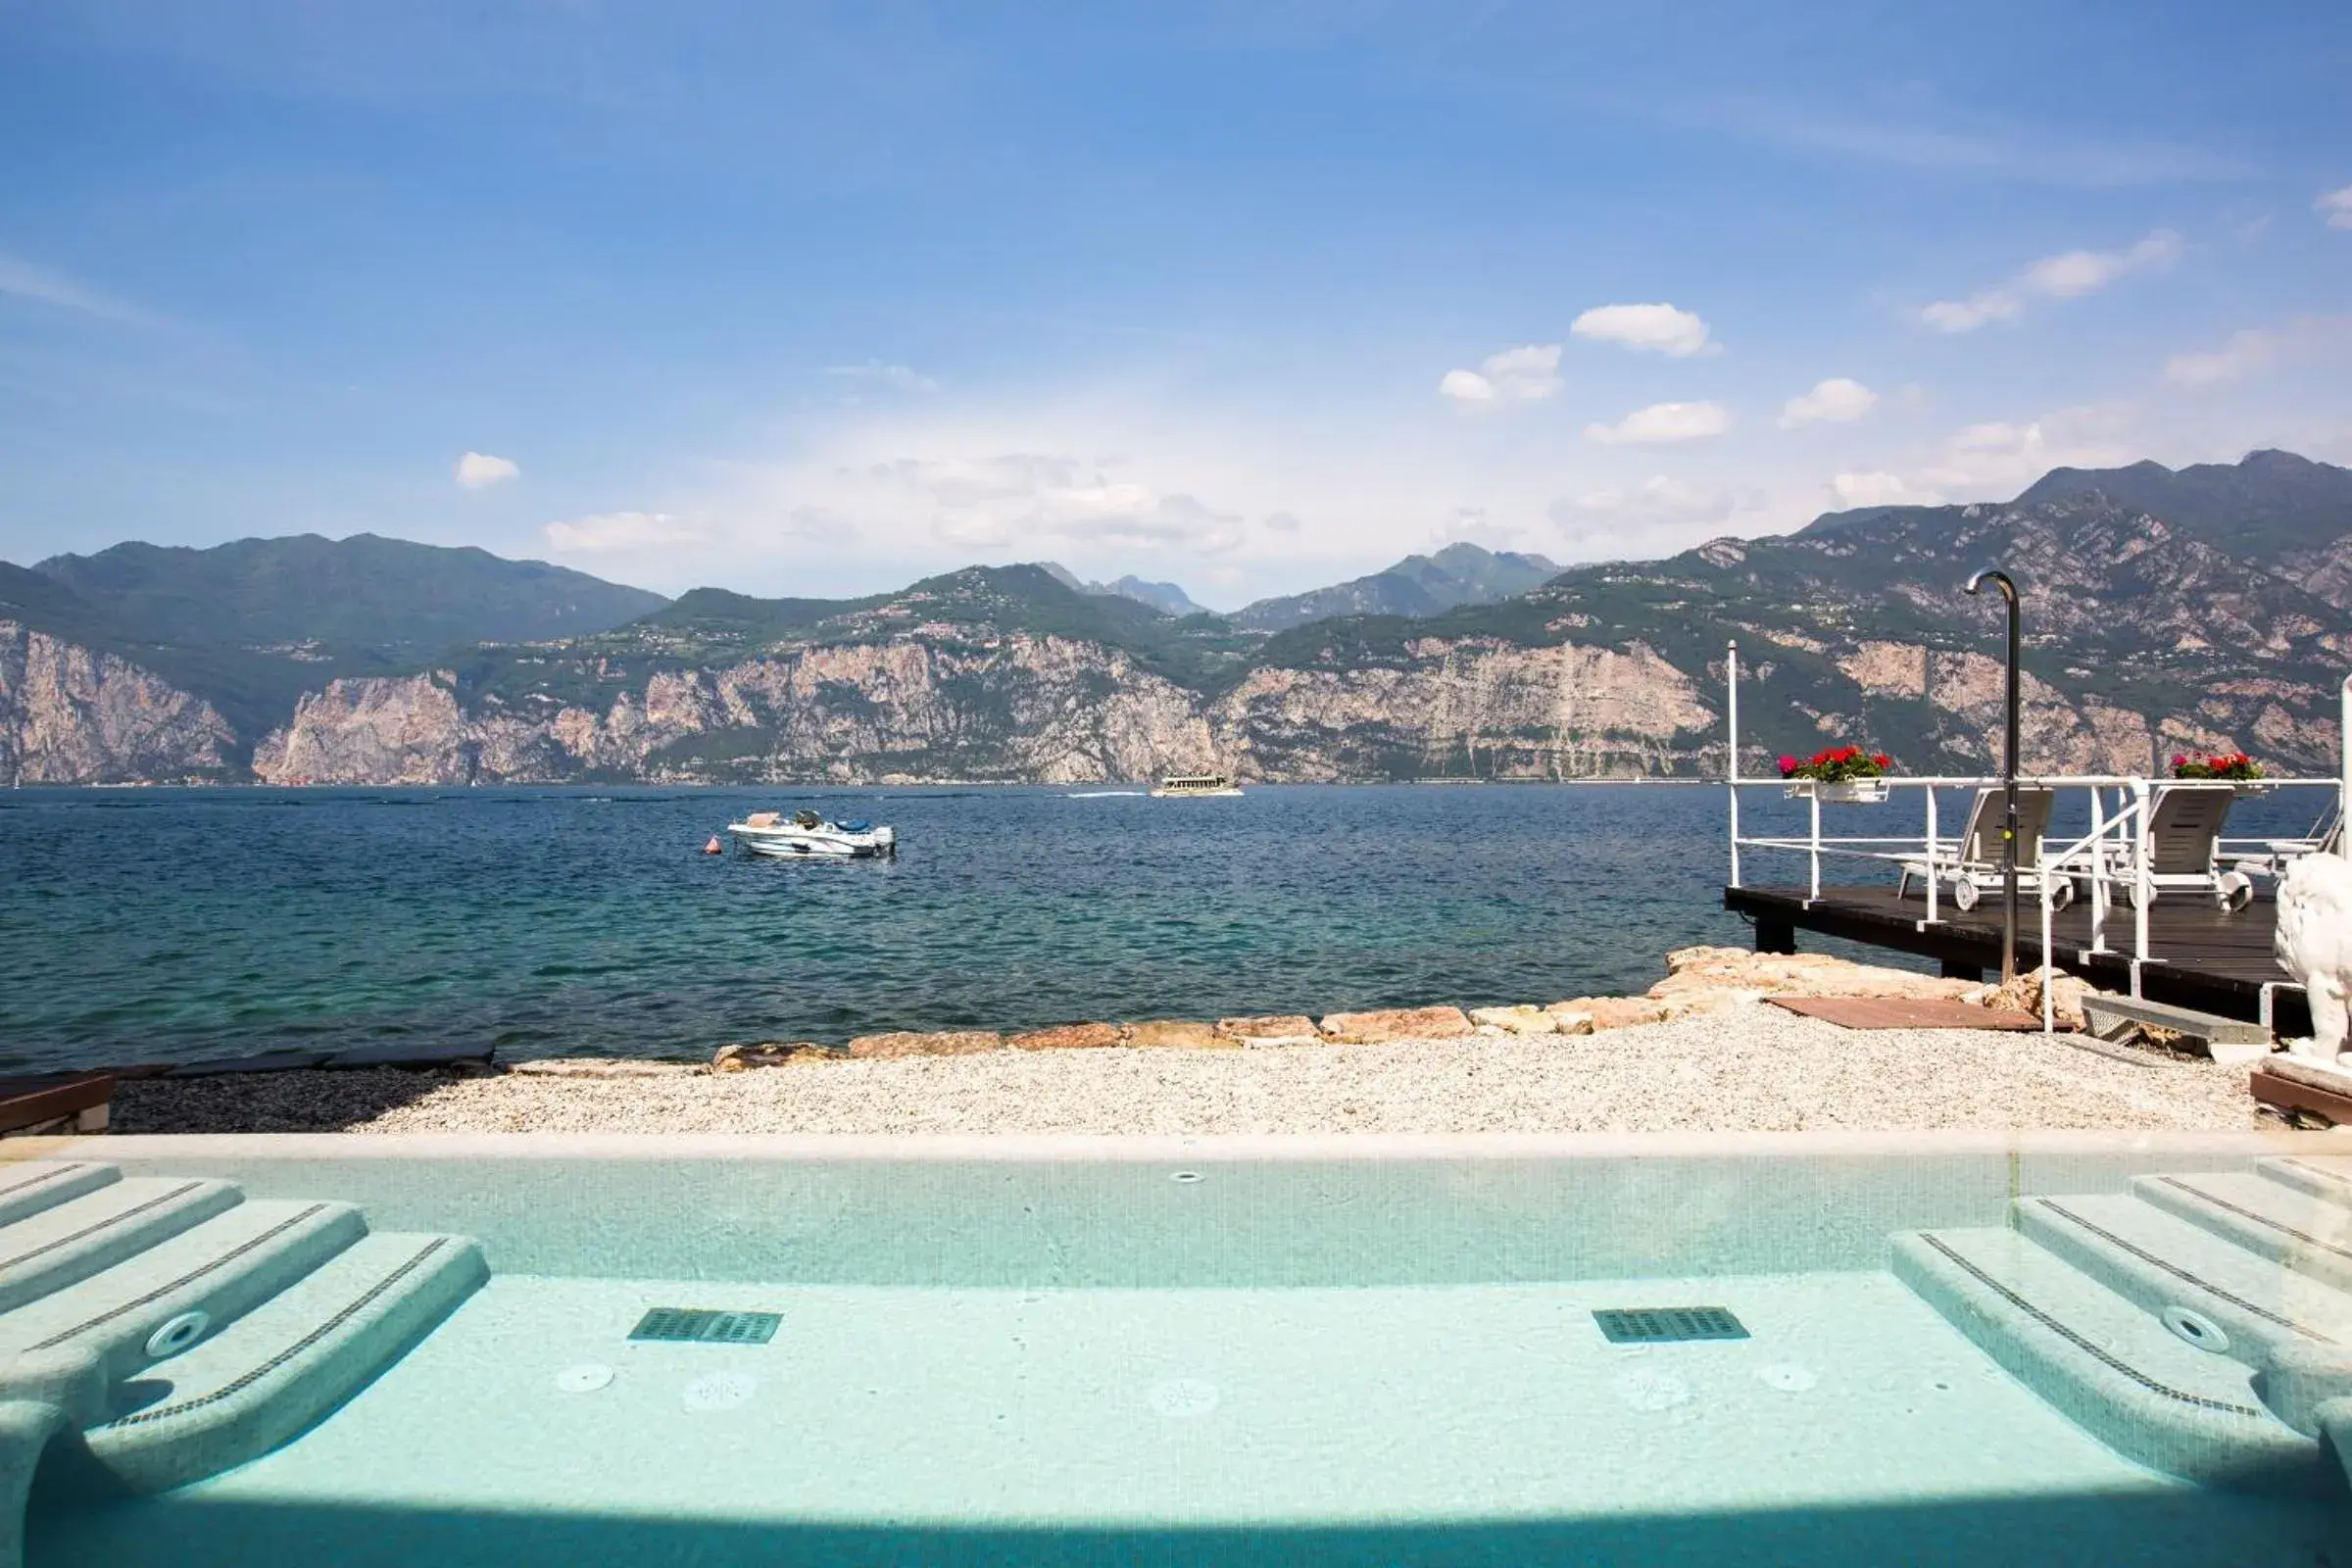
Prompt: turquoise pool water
<box><xmin>41</xmin><ymin>1274</ymin><xmax>2336</xmax><ymax>1566</ymax></box>
<box><xmin>17</xmin><ymin>1138</ymin><xmax>2352</xmax><ymax>1566</ymax></box>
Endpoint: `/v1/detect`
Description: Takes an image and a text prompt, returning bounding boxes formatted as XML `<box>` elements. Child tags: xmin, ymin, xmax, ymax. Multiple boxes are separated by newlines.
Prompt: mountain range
<box><xmin>2</xmin><ymin>450</ymin><xmax>2347</xmax><ymax>785</ymax></box>
<box><xmin>1037</xmin><ymin>564</ymin><xmax>1209</xmax><ymax>618</ymax></box>
<box><xmin>1230</xmin><ymin>543</ymin><xmax>1564</xmax><ymax>632</ymax></box>
<box><xmin>1039</xmin><ymin>541</ymin><xmax>1560</xmax><ymax>626</ymax></box>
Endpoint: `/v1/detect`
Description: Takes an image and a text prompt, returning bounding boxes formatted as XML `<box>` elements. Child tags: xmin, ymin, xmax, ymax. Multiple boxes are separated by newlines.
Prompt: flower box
<box><xmin>1784</xmin><ymin>778</ymin><xmax>1889</xmax><ymax>805</ymax></box>
<box><xmin>2171</xmin><ymin>751</ymin><xmax>2264</xmax><ymax>783</ymax></box>
<box><xmin>1777</xmin><ymin>744</ymin><xmax>1893</xmax><ymax>803</ymax></box>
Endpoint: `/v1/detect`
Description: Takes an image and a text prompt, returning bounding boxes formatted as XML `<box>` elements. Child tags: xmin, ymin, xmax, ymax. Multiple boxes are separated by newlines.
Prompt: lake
<box><xmin>4</xmin><ymin>782</ymin><xmax>2322</xmax><ymax>1071</ymax></box>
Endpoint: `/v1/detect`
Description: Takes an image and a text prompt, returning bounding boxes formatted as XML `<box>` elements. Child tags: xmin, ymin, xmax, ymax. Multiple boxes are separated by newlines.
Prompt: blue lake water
<box><xmin>0</xmin><ymin>783</ymin><xmax>2328</xmax><ymax>1071</ymax></box>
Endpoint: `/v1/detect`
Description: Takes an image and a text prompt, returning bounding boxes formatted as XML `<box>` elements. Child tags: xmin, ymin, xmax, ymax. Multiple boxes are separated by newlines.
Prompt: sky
<box><xmin>1</xmin><ymin>1</ymin><xmax>2348</xmax><ymax>610</ymax></box>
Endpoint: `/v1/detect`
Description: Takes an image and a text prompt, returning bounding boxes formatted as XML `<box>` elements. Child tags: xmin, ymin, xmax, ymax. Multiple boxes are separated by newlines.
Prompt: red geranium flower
<box><xmin>1780</xmin><ymin>740</ymin><xmax>1894</xmax><ymax>785</ymax></box>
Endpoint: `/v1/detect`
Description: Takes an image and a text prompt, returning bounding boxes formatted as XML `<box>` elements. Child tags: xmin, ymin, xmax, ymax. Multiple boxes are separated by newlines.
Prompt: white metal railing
<box><xmin>1721</xmin><ymin>644</ymin><xmax>2352</xmax><ymax>1031</ymax></box>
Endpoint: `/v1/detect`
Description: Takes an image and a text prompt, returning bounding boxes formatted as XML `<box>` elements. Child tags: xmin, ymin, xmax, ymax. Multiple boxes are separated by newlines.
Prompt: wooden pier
<box><xmin>1723</xmin><ymin>883</ymin><xmax>2310</xmax><ymax>1037</ymax></box>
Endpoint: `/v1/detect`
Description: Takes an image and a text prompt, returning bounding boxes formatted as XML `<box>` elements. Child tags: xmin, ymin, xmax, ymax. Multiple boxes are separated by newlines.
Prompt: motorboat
<box><xmin>1151</xmin><ymin>772</ymin><xmax>1243</xmax><ymax>798</ymax></box>
<box><xmin>726</xmin><ymin>808</ymin><xmax>898</xmax><ymax>858</ymax></box>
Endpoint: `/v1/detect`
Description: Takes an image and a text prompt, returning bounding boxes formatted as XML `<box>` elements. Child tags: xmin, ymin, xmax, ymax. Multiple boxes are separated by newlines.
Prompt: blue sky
<box><xmin>2</xmin><ymin>1</ymin><xmax>2347</xmax><ymax>608</ymax></box>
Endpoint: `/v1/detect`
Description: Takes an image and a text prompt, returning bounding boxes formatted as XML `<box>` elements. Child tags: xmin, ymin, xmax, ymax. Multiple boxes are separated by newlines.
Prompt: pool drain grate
<box><xmin>1593</xmin><ymin>1306</ymin><xmax>1748</xmax><ymax>1345</ymax></box>
<box><xmin>629</xmin><ymin>1307</ymin><xmax>781</xmax><ymax>1346</ymax></box>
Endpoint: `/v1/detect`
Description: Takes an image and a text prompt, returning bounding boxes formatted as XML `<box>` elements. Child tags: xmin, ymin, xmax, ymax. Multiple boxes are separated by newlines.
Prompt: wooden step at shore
<box><xmin>80</xmin><ymin>1231</ymin><xmax>487</xmax><ymax>1494</ymax></box>
<box><xmin>2013</xmin><ymin>1192</ymin><xmax>2352</xmax><ymax>1367</ymax></box>
<box><xmin>0</xmin><ymin>1182</ymin><xmax>241</xmax><ymax>1317</ymax></box>
<box><xmin>0</xmin><ymin>1200</ymin><xmax>366</xmax><ymax>1385</ymax></box>
<box><xmin>2132</xmin><ymin>1172</ymin><xmax>2352</xmax><ymax>1295</ymax></box>
<box><xmin>0</xmin><ymin>1166</ymin><xmax>118</xmax><ymax>1233</ymax></box>
<box><xmin>1890</xmin><ymin>1226</ymin><xmax>2328</xmax><ymax>1491</ymax></box>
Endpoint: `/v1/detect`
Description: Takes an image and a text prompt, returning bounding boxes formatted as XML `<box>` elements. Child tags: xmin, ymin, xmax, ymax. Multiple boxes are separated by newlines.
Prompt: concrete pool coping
<box><xmin>2</xmin><ymin>1127</ymin><xmax>2337</xmax><ymax>1284</ymax></box>
<box><xmin>23</xmin><ymin>1125</ymin><xmax>2352</xmax><ymax>1163</ymax></box>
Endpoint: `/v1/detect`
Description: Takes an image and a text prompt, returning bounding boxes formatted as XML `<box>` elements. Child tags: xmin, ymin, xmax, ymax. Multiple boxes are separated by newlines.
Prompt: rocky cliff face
<box><xmin>1216</xmin><ymin>638</ymin><xmax>1713</xmax><ymax>779</ymax></box>
<box><xmin>237</xmin><ymin>633</ymin><xmax>1722</xmax><ymax>784</ymax></box>
<box><xmin>1837</xmin><ymin>642</ymin><xmax>2169</xmax><ymax>775</ymax></box>
<box><xmin>0</xmin><ymin>621</ymin><xmax>236</xmax><ymax>784</ymax></box>
<box><xmin>250</xmin><ymin>637</ymin><xmax>1223</xmax><ymax>785</ymax></box>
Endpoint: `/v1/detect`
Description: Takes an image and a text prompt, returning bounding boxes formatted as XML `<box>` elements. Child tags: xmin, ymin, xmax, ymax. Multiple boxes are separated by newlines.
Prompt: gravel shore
<box><xmin>113</xmin><ymin>1004</ymin><xmax>2257</xmax><ymax>1136</ymax></box>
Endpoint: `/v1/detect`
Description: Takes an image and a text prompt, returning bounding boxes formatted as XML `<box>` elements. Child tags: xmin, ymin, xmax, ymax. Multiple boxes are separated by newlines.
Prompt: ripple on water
<box><xmin>6</xmin><ymin>780</ymin><xmax>2235</xmax><ymax>1073</ymax></box>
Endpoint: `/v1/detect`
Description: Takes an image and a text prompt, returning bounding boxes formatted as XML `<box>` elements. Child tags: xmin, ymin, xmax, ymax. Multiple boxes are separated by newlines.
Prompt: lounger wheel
<box><xmin>2214</xmin><ymin>871</ymin><xmax>2253</xmax><ymax>913</ymax></box>
<box><xmin>1949</xmin><ymin>877</ymin><xmax>1980</xmax><ymax>912</ymax></box>
<box><xmin>2125</xmin><ymin>881</ymin><xmax>2155</xmax><ymax>910</ymax></box>
<box><xmin>2046</xmin><ymin>877</ymin><xmax>2076</xmax><ymax>912</ymax></box>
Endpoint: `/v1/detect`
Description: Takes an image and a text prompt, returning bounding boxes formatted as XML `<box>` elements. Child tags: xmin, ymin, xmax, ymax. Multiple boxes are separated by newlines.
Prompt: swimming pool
<box><xmin>11</xmin><ymin>1132</ymin><xmax>2352</xmax><ymax>1565</ymax></box>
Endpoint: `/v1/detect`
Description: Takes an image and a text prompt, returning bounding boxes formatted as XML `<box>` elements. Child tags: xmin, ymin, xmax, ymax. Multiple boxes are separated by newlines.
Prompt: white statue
<box><xmin>2275</xmin><ymin>851</ymin><xmax>2352</xmax><ymax>1066</ymax></box>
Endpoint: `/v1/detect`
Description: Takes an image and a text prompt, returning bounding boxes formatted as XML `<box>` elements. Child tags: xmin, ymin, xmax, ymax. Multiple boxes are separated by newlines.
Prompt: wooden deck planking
<box><xmin>1724</xmin><ymin>883</ymin><xmax>2308</xmax><ymax>1035</ymax></box>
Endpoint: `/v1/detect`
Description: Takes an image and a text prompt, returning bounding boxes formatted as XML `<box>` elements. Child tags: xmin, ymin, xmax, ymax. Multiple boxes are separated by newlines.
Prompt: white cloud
<box><xmin>781</xmin><ymin>505</ymin><xmax>844</xmax><ymax>540</ymax></box>
<box><xmin>2164</xmin><ymin>328</ymin><xmax>2280</xmax><ymax>387</ymax></box>
<box><xmin>0</xmin><ymin>250</ymin><xmax>155</xmax><ymax>326</ymax></box>
<box><xmin>1830</xmin><ymin>471</ymin><xmax>1928</xmax><ymax>508</ymax></box>
<box><xmin>1439</xmin><ymin>343</ymin><xmax>1560</xmax><ymax>406</ymax></box>
<box><xmin>1584</xmin><ymin>401</ymin><xmax>1731</xmax><ymax>445</ymax></box>
<box><xmin>1777</xmin><ymin>377</ymin><xmax>1879</xmax><ymax>429</ymax></box>
<box><xmin>1915</xmin><ymin>404</ymin><xmax>2137</xmax><ymax>493</ymax></box>
<box><xmin>455</xmin><ymin>451</ymin><xmax>520</xmax><ymax>489</ymax></box>
<box><xmin>1569</xmin><ymin>303</ymin><xmax>1715</xmax><ymax>358</ymax></box>
<box><xmin>2020</xmin><ymin>231</ymin><xmax>2181</xmax><ymax>297</ymax></box>
<box><xmin>1949</xmin><ymin>420</ymin><xmax>2034</xmax><ymax>452</ymax></box>
<box><xmin>544</xmin><ymin>511</ymin><xmax>709</xmax><ymax>554</ymax></box>
<box><xmin>1439</xmin><ymin>368</ymin><xmax>1495</xmax><ymax>404</ymax></box>
<box><xmin>1920</xmin><ymin>230</ymin><xmax>2180</xmax><ymax>332</ymax></box>
<box><xmin>2162</xmin><ymin>316</ymin><xmax>2351</xmax><ymax>387</ymax></box>
<box><xmin>2316</xmin><ymin>185</ymin><xmax>2352</xmax><ymax>231</ymax></box>
<box><xmin>871</xmin><ymin>452</ymin><xmax>1247</xmax><ymax>554</ymax></box>
<box><xmin>1921</xmin><ymin>291</ymin><xmax>2022</xmax><ymax>333</ymax></box>
<box><xmin>1433</xmin><ymin>506</ymin><xmax>1524</xmax><ymax>548</ymax></box>
<box><xmin>1262</xmin><ymin>511</ymin><xmax>1302</xmax><ymax>532</ymax></box>
<box><xmin>826</xmin><ymin>360</ymin><xmax>939</xmax><ymax>394</ymax></box>
<box><xmin>1553</xmin><ymin>476</ymin><xmax>1737</xmax><ymax>530</ymax></box>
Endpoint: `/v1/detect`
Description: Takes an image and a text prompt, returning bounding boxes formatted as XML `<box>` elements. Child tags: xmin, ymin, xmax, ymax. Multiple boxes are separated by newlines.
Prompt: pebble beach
<box><xmin>114</xmin><ymin>1004</ymin><xmax>2260</xmax><ymax>1137</ymax></box>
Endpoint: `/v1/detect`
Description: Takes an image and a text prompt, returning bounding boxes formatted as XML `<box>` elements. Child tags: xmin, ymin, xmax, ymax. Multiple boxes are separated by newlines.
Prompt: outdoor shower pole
<box><xmin>1965</xmin><ymin>570</ymin><xmax>2022</xmax><ymax>984</ymax></box>
<box><xmin>2340</xmin><ymin>673</ymin><xmax>2350</xmax><ymax>861</ymax></box>
<box><xmin>1726</xmin><ymin>640</ymin><xmax>1741</xmax><ymax>889</ymax></box>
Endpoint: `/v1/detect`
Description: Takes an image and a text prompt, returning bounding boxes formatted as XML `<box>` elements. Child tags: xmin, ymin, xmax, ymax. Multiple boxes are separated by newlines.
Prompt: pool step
<box><xmin>78</xmin><ymin>1229</ymin><xmax>487</xmax><ymax>1494</ymax></box>
<box><xmin>0</xmin><ymin>1161</ymin><xmax>488</xmax><ymax>1566</ymax></box>
<box><xmin>0</xmin><ymin>1165</ymin><xmax>120</xmax><ymax>1231</ymax></box>
<box><xmin>0</xmin><ymin>1180</ymin><xmax>241</xmax><ymax>1316</ymax></box>
<box><xmin>2258</xmin><ymin>1154</ymin><xmax>2352</xmax><ymax>1206</ymax></box>
<box><xmin>2132</xmin><ymin>1172</ymin><xmax>2352</xmax><ymax>1295</ymax></box>
<box><xmin>1890</xmin><ymin>1226</ymin><xmax>2330</xmax><ymax>1491</ymax></box>
<box><xmin>2013</xmin><ymin>1191</ymin><xmax>2352</xmax><ymax>1368</ymax></box>
<box><xmin>0</xmin><ymin>1200</ymin><xmax>367</xmax><ymax>1387</ymax></box>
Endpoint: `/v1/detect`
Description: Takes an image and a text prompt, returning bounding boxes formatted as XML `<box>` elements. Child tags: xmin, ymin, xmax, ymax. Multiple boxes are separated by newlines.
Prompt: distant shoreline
<box><xmin>13</xmin><ymin>775</ymin><xmax>1725</xmax><ymax>792</ymax></box>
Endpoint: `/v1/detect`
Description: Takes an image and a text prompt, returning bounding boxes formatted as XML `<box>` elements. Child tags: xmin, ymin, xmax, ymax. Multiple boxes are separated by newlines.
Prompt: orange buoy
<box><xmin>703</xmin><ymin>835</ymin><xmax>723</xmax><ymax>855</ymax></box>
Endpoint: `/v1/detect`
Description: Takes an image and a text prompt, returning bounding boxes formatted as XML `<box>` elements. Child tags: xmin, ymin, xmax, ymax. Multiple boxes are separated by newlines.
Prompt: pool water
<box><xmin>34</xmin><ymin>1273</ymin><xmax>2346</xmax><ymax>1566</ymax></box>
<box><xmin>18</xmin><ymin>1138</ymin><xmax>2352</xmax><ymax>1567</ymax></box>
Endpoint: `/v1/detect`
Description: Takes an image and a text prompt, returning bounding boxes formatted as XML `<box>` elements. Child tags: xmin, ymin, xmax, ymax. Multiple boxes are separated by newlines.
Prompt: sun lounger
<box><xmin>2099</xmin><ymin>783</ymin><xmax>2254</xmax><ymax>911</ymax></box>
<box><xmin>1897</xmin><ymin>786</ymin><xmax>2066</xmax><ymax>912</ymax></box>
<box><xmin>2144</xmin><ymin>780</ymin><xmax>2248</xmax><ymax>911</ymax></box>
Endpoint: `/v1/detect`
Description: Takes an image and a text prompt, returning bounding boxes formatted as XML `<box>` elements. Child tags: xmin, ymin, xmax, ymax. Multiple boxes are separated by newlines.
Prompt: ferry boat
<box><xmin>726</xmin><ymin>809</ymin><xmax>898</xmax><ymax>858</ymax></box>
<box><xmin>1151</xmin><ymin>772</ymin><xmax>1243</xmax><ymax>798</ymax></box>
